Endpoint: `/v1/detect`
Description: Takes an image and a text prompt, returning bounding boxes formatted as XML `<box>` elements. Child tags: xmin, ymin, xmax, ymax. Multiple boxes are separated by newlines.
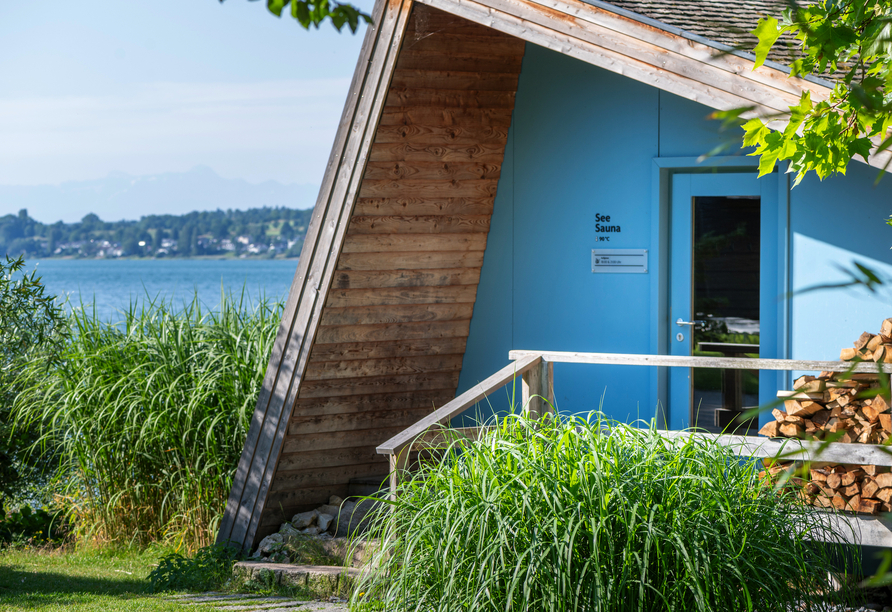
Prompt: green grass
<box><xmin>12</xmin><ymin>292</ymin><xmax>282</xmax><ymax>551</ymax></box>
<box><xmin>356</xmin><ymin>412</ymin><xmax>859</xmax><ymax>612</ymax></box>
<box><xmin>0</xmin><ymin>548</ymin><xmax>187</xmax><ymax>611</ymax></box>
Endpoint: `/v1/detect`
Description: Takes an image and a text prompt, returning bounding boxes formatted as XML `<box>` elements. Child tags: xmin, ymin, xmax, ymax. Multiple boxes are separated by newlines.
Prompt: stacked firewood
<box><xmin>760</xmin><ymin>461</ymin><xmax>891</xmax><ymax>515</ymax></box>
<box><xmin>758</xmin><ymin>317</ymin><xmax>892</xmax><ymax>443</ymax></box>
<box><xmin>757</xmin><ymin>373</ymin><xmax>890</xmax><ymax>443</ymax></box>
<box><xmin>755</xmin><ymin>318</ymin><xmax>892</xmax><ymax>515</ymax></box>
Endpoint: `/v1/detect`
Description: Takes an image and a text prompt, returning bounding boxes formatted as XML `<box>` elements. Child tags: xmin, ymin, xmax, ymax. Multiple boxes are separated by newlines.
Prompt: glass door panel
<box><xmin>691</xmin><ymin>196</ymin><xmax>760</xmax><ymax>433</ymax></box>
<box><xmin>668</xmin><ymin>172</ymin><xmax>763</xmax><ymax>432</ymax></box>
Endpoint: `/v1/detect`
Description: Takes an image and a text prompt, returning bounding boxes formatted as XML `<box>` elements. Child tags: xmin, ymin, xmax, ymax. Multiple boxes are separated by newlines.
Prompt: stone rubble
<box><xmin>251</xmin><ymin>495</ymin><xmax>382</xmax><ymax>561</ymax></box>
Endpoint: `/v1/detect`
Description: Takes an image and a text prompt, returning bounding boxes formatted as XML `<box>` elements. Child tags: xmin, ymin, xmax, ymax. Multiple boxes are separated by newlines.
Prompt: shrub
<box><xmin>13</xmin><ymin>292</ymin><xmax>281</xmax><ymax>551</ymax></box>
<box><xmin>0</xmin><ymin>503</ymin><xmax>69</xmax><ymax>547</ymax></box>
<box><xmin>149</xmin><ymin>542</ymin><xmax>243</xmax><ymax>592</ymax></box>
<box><xmin>0</xmin><ymin>255</ymin><xmax>67</xmax><ymax>504</ymax></box>
<box><xmin>355</xmin><ymin>413</ymin><xmax>857</xmax><ymax>612</ymax></box>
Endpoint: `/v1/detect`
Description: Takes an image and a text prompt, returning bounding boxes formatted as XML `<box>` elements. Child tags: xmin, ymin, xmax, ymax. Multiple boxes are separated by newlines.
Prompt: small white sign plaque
<box><xmin>592</xmin><ymin>249</ymin><xmax>648</xmax><ymax>274</ymax></box>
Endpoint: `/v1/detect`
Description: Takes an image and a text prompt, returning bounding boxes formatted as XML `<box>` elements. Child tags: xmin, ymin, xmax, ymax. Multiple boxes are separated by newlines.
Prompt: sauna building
<box><xmin>218</xmin><ymin>0</ymin><xmax>892</xmax><ymax>550</ymax></box>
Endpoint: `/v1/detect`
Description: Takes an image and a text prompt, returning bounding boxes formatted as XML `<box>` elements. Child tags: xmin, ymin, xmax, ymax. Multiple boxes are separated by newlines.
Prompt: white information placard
<box><xmin>592</xmin><ymin>249</ymin><xmax>648</xmax><ymax>274</ymax></box>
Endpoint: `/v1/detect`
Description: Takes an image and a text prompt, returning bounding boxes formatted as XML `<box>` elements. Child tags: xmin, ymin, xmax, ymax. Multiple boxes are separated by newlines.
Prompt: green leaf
<box><xmin>266</xmin><ymin>0</ymin><xmax>288</xmax><ymax>17</ymax></box>
<box><xmin>741</xmin><ymin>118</ymin><xmax>769</xmax><ymax>149</ymax></box>
<box><xmin>784</xmin><ymin>91</ymin><xmax>813</xmax><ymax>137</ymax></box>
<box><xmin>752</xmin><ymin>17</ymin><xmax>782</xmax><ymax>69</ymax></box>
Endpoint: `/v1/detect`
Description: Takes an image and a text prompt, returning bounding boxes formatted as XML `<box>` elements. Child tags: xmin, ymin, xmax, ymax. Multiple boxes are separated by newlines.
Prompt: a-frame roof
<box><xmin>217</xmin><ymin>0</ymin><xmax>871</xmax><ymax>551</ymax></box>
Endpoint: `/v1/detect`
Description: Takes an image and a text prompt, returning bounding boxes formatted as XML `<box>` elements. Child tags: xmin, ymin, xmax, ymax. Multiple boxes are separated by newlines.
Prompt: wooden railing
<box><xmin>376</xmin><ymin>350</ymin><xmax>892</xmax><ymax>546</ymax></box>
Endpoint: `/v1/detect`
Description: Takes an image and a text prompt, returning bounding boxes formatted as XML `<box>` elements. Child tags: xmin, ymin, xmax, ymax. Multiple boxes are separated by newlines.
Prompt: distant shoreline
<box><xmin>33</xmin><ymin>254</ymin><xmax>300</xmax><ymax>262</ymax></box>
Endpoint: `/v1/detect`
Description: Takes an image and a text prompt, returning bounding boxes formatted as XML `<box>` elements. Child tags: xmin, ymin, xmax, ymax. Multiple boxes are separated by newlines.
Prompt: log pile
<box><xmin>760</xmin><ymin>461</ymin><xmax>890</xmax><ymax>515</ymax></box>
<box><xmin>758</xmin><ymin>318</ymin><xmax>892</xmax><ymax>444</ymax></box>
<box><xmin>756</xmin><ymin>318</ymin><xmax>892</xmax><ymax>515</ymax></box>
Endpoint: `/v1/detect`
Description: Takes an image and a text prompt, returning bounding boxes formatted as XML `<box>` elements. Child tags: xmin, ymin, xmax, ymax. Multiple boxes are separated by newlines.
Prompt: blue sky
<box><xmin>0</xmin><ymin>0</ymin><xmax>373</xmax><ymax>217</ymax></box>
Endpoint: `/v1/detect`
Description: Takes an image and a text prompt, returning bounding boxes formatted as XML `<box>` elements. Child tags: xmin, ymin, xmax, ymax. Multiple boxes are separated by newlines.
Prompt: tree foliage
<box><xmin>1</xmin><ymin>207</ymin><xmax>312</xmax><ymax>260</ymax></box>
<box><xmin>225</xmin><ymin>0</ymin><xmax>372</xmax><ymax>32</ymax></box>
<box><xmin>0</xmin><ymin>256</ymin><xmax>67</xmax><ymax>504</ymax></box>
<box><xmin>741</xmin><ymin>0</ymin><xmax>892</xmax><ymax>184</ymax></box>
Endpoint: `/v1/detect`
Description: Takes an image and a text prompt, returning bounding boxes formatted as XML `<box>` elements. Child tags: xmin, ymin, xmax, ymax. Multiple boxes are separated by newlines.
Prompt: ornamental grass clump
<box><xmin>355</xmin><ymin>413</ymin><xmax>857</xmax><ymax>612</ymax></box>
<box><xmin>13</xmin><ymin>292</ymin><xmax>280</xmax><ymax>551</ymax></box>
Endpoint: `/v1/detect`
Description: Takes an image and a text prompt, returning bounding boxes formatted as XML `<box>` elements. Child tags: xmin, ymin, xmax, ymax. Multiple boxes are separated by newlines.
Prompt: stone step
<box><xmin>233</xmin><ymin>562</ymin><xmax>360</xmax><ymax>598</ymax></box>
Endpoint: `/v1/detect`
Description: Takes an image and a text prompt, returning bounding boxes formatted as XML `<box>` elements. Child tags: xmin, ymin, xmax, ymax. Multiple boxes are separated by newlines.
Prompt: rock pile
<box><xmin>252</xmin><ymin>495</ymin><xmax>381</xmax><ymax>561</ymax></box>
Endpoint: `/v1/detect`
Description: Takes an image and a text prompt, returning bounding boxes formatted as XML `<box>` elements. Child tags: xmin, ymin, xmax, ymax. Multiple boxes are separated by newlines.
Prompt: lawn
<box><xmin>0</xmin><ymin>548</ymin><xmax>187</xmax><ymax>612</ymax></box>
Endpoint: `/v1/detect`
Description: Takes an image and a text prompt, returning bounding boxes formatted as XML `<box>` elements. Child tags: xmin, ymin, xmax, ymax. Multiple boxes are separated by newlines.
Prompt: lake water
<box><xmin>23</xmin><ymin>258</ymin><xmax>299</xmax><ymax>322</ymax></box>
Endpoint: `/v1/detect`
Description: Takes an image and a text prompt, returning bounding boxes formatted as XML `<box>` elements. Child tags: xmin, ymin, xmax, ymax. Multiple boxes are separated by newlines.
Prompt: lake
<box><xmin>23</xmin><ymin>258</ymin><xmax>299</xmax><ymax>322</ymax></box>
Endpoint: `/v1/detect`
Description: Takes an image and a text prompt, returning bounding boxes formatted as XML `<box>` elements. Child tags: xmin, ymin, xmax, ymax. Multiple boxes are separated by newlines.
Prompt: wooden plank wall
<box><xmin>256</xmin><ymin>5</ymin><xmax>525</xmax><ymax>536</ymax></box>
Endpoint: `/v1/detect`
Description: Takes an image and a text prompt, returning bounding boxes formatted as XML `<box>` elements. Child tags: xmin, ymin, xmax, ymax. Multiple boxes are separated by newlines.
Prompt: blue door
<box><xmin>668</xmin><ymin>171</ymin><xmax>781</xmax><ymax>431</ymax></box>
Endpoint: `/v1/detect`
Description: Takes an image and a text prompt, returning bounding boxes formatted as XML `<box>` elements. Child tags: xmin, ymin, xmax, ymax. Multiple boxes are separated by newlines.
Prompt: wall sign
<box><xmin>592</xmin><ymin>249</ymin><xmax>648</xmax><ymax>274</ymax></box>
<box><xmin>594</xmin><ymin>213</ymin><xmax>620</xmax><ymax>242</ymax></box>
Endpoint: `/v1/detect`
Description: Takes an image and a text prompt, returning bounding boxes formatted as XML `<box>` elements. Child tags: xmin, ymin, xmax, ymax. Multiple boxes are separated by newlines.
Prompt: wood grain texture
<box><xmin>290</xmin><ymin>389</ymin><xmax>455</xmax><ymax>417</ymax></box>
<box><xmin>380</xmin><ymin>108</ymin><xmax>515</xmax><ymax>126</ymax></box>
<box><xmin>269</xmin><ymin>462</ymin><xmax>390</xmax><ymax>494</ymax></box>
<box><xmin>276</xmin><ymin>446</ymin><xmax>384</xmax><ymax>472</ymax></box>
<box><xmin>242</xmin><ymin>3</ymin><xmax>523</xmax><ymax>548</ymax></box>
<box><xmin>337</xmin><ymin>250</ymin><xmax>485</xmax><ymax>270</ymax></box>
<box><xmin>369</xmin><ymin>142</ymin><xmax>508</xmax><ymax>162</ymax></box>
<box><xmin>320</xmin><ymin>303</ymin><xmax>475</xmax><ymax>326</ymax></box>
<box><xmin>362</xmin><ymin>162</ymin><xmax>501</xmax><ymax>181</ymax></box>
<box><xmin>385</xmin><ymin>88</ymin><xmax>517</xmax><ymax>108</ymax></box>
<box><xmin>298</xmin><ymin>371</ymin><xmax>461</xmax><ymax>400</ymax></box>
<box><xmin>353</xmin><ymin>197</ymin><xmax>494</xmax><ymax>216</ymax></box>
<box><xmin>283</xmin><ymin>425</ymin><xmax>431</xmax><ymax>454</ymax></box>
<box><xmin>374</xmin><ymin>124</ymin><xmax>511</xmax><ymax>144</ymax></box>
<box><xmin>288</xmin><ymin>406</ymin><xmax>450</xmax><ymax>436</ymax></box>
<box><xmin>308</xmin><ymin>338</ymin><xmax>470</xmax><ymax>361</ymax></box>
<box><xmin>315</xmin><ymin>320</ymin><xmax>471</xmax><ymax>344</ymax></box>
<box><xmin>393</xmin><ymin>51</ymin><xmax>524</xmax><ymax>73</ymax></box>
<box><xmin>341</xmin><ymin>233</ymin><xmax>488</xmax><ymax>252</ymax></box>
<box><xmin>346</xmin><ymin>213</ymin><xmax>492</xmax><ymax>233</ymax></box>
<box><xmin>331</xmin><ymin>268</ymin><xmax>481</xmax><ymax>289</ymax></box>
<box><xmin>324</xmin><ymin>285</ymin><xmax>479</xmax><ymax>307</ymax></box>
<box><xmin>304</xmin><ymin>354</ymin><xmax>464</xmax><ymax>381</ymax></box>
<box><xmin>399</xmin><ymin>33</ymin><xmax>525</xmax><ymax>56</ymax></box>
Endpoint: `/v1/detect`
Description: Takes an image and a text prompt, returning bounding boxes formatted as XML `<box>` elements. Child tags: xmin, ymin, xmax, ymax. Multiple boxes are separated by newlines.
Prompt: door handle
<box><xmin>676</xmin><ymin>318</ymin><xmax>706</xmax><ymax>328</ymax></box>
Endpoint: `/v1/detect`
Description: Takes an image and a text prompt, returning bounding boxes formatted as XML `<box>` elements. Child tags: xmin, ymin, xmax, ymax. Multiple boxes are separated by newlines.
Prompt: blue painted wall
<box><xmin>456</xmin><ymin>42</ymin><xmax>892</xmax><ymax>424</ymax></box>
<box><xmin>790</xmin><ymin>165</ymin><xmax>892</xmax><ymax>361</ymax></box>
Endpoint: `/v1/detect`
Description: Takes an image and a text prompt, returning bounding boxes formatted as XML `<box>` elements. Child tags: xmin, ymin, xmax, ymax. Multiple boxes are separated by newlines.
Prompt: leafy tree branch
<box><xmin>735</xmin><ymin>0</ymin><xmax>892</xmax><ymax>184</ymax></box>
<box><xmin>224</xmin><ymin>0</ymin><xmax>372</xmax><ymax>32</ymax></box>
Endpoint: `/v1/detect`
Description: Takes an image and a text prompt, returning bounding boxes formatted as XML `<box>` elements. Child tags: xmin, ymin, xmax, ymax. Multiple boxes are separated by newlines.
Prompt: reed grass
<box><xmin>356</xmin><ymin>413</ymin><xmax>857</xmax><ymax>612</ymax></box>
<box><xmin>13</xmin><ymin>292</ymin><xmax>281</xmax><ymax>551</ymax></box>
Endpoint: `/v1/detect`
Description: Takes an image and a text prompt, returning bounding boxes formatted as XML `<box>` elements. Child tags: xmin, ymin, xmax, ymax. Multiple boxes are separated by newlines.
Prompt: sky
<box><xmin>0</xmin><ymin>0</ymin><xmax>374</xmax><ymax>221</ymax></box>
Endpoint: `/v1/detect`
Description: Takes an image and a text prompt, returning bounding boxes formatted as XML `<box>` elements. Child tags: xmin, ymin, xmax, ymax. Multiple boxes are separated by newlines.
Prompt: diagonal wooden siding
<box><xmin>217</xmin><ymin>0</ymin><xmax>416</xmax><ymax>551</ymax></box>
<box><xmin>255</xmin><ymin>5</ymin><xmax>525</xmax><ymax>537</ymax></box>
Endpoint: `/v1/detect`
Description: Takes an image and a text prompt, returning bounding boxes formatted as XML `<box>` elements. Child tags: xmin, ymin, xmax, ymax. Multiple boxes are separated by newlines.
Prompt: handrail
<box><xmin>508</xmin><ymin>350</ymin><xmax>892</xmax><ymax>373</ymax></box>
<box><xmin>376</xmin><ymin>354</ymin><xmax>542</xmax><ymax>456</ymax></box>
<box><xmin>663</xmin><ymin>430</ymin><xmax>892</xmax><ymax>466</ymax></box>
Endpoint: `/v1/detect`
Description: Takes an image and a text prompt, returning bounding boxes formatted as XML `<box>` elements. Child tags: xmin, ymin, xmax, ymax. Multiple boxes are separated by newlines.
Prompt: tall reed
<box><xmin>357</xmin><ymin>413</ymin><xmax>857</xmax><ymax>612</ymax></box>
<box><xmin>14</xmin><ymin>292</ymin><xmax>281</xmax><ymax>550</ymax></box>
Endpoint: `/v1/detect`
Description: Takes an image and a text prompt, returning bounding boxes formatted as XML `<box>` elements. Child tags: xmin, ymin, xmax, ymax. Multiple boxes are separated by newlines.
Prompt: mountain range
<box><xmin>0</xmin><ymin>167</ymin><xmax>318</xmax><ymax>223</ymax></box>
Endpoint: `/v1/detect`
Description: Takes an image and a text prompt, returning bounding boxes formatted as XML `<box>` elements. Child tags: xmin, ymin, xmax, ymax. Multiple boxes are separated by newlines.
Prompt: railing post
<box><xmin>541</xmin><ymin>359</ymin><xmax>554</xmax><ymax>415</ymax></box>
<box><xmin>388</xmin><ymin>445</ymin><xmax>409</xmax><ymax>501</ymax></box>
<box><xmin>522</xmin><ymin>359</ymin><xmax>554</xmax><ymax>418</ymax></box>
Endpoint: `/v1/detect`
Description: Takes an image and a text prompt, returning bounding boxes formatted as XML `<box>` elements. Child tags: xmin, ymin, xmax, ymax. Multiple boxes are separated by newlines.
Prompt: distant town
<box><xmin>1</xmin><ymin>206</ymin><xmax>312</xmax><ymax>259</ymax></box>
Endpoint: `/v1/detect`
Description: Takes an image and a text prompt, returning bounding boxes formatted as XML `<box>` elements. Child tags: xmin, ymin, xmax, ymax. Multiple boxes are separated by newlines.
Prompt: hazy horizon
<box><xmin>1</xmin><ymin>166</ymin><xmax>318</xmax><ymax>224</ymax></box>
<box><xmin>1</xmin><ymin>0</ymin><xmax>372</xmax><ymax>222</ymax></box>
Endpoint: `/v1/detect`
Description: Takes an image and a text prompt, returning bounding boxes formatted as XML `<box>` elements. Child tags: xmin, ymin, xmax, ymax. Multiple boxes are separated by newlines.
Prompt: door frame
<box><xmin>650</xmin><ymin>157</ymin><xmax>791</xmax><ymax>430</ymax></box>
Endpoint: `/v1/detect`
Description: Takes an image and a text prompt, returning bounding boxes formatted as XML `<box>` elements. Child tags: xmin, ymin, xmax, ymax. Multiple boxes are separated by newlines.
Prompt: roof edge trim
<box><xmin>585</xmin><ymin>0</ymin><xmax>835</xmax><ymax>89</ymax></box>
